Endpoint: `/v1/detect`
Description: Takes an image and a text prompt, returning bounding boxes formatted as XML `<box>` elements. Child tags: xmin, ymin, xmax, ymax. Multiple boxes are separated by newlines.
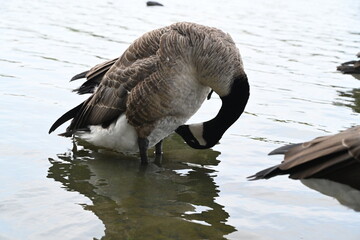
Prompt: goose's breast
<box><xmin>147</xmin><ymin>76</ymin><xmax>211</xmax><ymax>146</ymax></box>
<box><xmin>167</xmin><ymin>69</ymin><xmax>212</xmax><ymax>116</ymax></box>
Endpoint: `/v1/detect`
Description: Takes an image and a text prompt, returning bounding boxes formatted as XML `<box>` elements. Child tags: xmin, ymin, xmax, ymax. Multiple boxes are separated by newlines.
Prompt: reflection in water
<box><xmin>301</xmin><ymin>179</ymin><xmax>360</xmax><ymax>212</ymax></box>
<box><xmin>47</xmin><ymin>134</ymin><xmax>235</xmax><ymax>239</ymax></box>
<box><xmin>297</xmin><ymin>87</ymin><xmax>360</xmax><ymax>211</ymax></box>
<box><xmin>336</xmin><ymin>88</ymin><xmax>360</xmax><ymax>114</ymax></box>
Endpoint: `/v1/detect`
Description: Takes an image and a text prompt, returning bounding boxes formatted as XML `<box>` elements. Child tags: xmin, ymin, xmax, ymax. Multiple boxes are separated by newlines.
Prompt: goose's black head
<box><xmin>176</xmin><ymin>74</ymin><xmax>250</xmax><ymax>149</ymax></box>
<box><xmin>175</xmin><ymin>123</ymin><xmax>217</xmax><ymax>149</ymax></box>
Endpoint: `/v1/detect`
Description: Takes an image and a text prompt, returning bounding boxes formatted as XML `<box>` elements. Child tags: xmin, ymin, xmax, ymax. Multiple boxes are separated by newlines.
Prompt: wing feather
<box><xmin>63</xmin><ymin>27</ymin><xmax>168</xmax><ymax>134</ymax></box>
<box><xmin>72</xmin><ymin>58</ymin><xmax>118</xmax><ymax>94</ymax></box>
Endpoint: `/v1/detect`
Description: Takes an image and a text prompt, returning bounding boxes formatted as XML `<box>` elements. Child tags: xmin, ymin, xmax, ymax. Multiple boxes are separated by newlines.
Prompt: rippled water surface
<box><xmin>1</xmin><ymin>0</ymin><xmax>360</xmax><ymax>239</ymax></box>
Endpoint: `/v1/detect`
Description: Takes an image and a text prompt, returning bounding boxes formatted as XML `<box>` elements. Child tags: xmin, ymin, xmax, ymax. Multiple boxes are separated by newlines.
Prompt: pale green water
<box><xmin>1</xmin><ymin>0</ymin><xmax>360</xmax><ymax>239</ymax></box>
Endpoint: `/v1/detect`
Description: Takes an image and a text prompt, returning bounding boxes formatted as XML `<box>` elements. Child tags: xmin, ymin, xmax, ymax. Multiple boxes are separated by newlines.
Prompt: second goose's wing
<box><xmin>249</xmin><ymin>126</ymin><xmax>360</xmax><ymax>190</ymax></box>
<box><xmin>275</xmin><ymin>126</ymin><xmax>360</xmax><ymax>179</ymax></box>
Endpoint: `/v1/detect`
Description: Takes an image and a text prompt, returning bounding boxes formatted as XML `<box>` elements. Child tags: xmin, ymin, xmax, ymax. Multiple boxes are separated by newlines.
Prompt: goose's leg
<box><xmin>71</xmin><ymin>137</ymin><xmax>78</xmax><ymax>153</ymax></box>
<box><xmin>138</xmin><ymin>137</ymin><xmax>149</xmax><ymax>164</ymax></box>
<box><xmin>154</xmin><ymin>140</ymin><xmax>163</xmax><ymax>166</ymax></box>
<box><xmin>155</xmin><ymin>140</ymin><xmax>163</xmax><ymax>155</ymax></box>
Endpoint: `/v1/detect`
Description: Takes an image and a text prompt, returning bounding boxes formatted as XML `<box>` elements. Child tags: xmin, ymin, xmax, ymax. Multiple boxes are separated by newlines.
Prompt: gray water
<box><xmin>1</xmin><ymin>0</ymin><xmax>360</xmax><ymax>239</ymax></box>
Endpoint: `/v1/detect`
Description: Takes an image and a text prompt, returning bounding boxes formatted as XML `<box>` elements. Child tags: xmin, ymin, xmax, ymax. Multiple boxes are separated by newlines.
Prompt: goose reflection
<box><xmin>301</xmin><ymin>179</ymin><xmax>360</xmax><ymax>212</ymax></box>
<box><xmin>47</xmin><ymin>134</ymin><xmax>235</xmax><ymax>239</ymax></box>
<box><xmin>336</xmin><ymin>87</ymin><xmax>360</xmax><ymax>114</ymax></box>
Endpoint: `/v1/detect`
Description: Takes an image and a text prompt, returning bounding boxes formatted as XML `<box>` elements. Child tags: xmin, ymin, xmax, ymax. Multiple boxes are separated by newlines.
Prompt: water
<box><xmin>1</xmin><ymin>0</ymin><xmax>360</xmax><ymax>239</ymax></box>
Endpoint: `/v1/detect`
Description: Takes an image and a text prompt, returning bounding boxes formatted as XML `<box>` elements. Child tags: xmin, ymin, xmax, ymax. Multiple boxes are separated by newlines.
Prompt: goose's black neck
<box><xmin>175</xmin><ymin>74</ymin><xmax>249</xmax><ymax>149</ymax></box>
<box><xmin>202</xmin><ymin>75</ymin><xmax>249</xmax><ymax>147</ymax></box>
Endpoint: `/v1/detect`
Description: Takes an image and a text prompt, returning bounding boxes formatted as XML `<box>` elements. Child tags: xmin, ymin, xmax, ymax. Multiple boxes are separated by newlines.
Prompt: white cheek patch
<box><xmin>189</xmin><ymin>123</ymin><xmax>207</xmax><ymax>146</ymax></box>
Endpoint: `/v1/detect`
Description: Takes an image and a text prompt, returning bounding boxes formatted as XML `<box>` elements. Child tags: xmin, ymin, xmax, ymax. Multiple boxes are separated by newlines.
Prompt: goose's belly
<box><xmin>79</xmin><ymin>84</ymin><xmax>210</xmax><ymax>153</ymax></box>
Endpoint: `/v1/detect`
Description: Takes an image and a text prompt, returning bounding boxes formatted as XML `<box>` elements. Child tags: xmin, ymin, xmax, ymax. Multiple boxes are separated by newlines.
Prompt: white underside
<box><xmin>77</xmin><ymin>114</ymin><xmax>188</xmax><ymax>154</ymax></box>
<box><xmin>78</xmin><ymin>115</ymin><xmax>138</xmax><ymax>153</ymax></box>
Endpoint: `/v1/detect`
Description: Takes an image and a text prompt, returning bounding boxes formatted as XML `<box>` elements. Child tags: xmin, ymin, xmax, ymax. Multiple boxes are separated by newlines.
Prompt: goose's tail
<box><xmin>48</xmin><ymin>102</ymin><xmax>85</xmax><ymax>137</ymax></box>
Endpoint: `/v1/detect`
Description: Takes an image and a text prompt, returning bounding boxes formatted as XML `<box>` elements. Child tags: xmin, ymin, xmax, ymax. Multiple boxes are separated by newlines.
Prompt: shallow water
<box><xmin>1</xmin><ymin>0</ymin><xmax>360</xmax><ymax>239</ymax></box>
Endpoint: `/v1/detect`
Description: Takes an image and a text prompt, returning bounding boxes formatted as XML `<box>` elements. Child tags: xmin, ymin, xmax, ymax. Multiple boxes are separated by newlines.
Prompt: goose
<box><xmin>248</xmin><ymin>126</ymin><xmax>360</xmax><ymax>191</ymax></box>
<box><xmin>337</xmin><ymin>52</ymin><xmax>360</xmax><ymax>80</ymax></box>
<box><xmin>49</xmin><ymin>22</ymin><xmax>250</xmax><ymax>164</ymax></box>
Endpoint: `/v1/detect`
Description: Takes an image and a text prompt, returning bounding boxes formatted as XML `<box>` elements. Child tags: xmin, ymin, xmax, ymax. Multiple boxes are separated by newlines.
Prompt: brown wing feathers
<box><xmin>71</xmin><ymin>58</ymin><xmax>118</xmax><ymax>94</ymax></box>
<box><xmin>49</xmin><ymin>27</ymin><xmax>167</xmax><ymax>136</ymax></box>
<box><xmin>48</xmin><ymin>58</ymin><xmax>121</xmax><ymax>135</ymax></box>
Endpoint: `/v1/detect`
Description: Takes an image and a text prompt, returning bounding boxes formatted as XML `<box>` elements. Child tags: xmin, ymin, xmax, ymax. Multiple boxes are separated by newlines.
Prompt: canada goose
<box><xmin>337</xmin><ymin>52</ymin><xmax>360</xmax><ymax>80</ymax></box>
<box><xmin>248</xmin><ymin>126</ymin><xmax>360</xmax><ymax>191</ymax></box>
<box><xmin>49</xmin><ymin>22</ymin><xmax>250</xmax><ymax>164</ymax></box>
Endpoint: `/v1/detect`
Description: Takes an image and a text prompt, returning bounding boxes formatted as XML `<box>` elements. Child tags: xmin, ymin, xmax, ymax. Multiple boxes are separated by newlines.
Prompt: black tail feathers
<box><xmin>48</xmin><ymin>102</ymin><xmax>84</xmax><ymax>135</ymax></box>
